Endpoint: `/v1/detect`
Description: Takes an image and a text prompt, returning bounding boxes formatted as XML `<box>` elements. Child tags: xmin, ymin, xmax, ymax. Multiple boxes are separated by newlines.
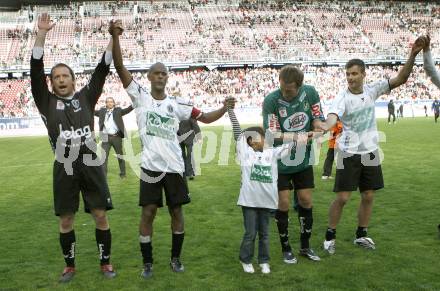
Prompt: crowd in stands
<box><xmin>0</xmin><ymin>0</ymin><xmax>439</xmax><ymax>68</ymax></box>
<box><xmin>1</xmin><ymin>0</ymin><xmax>440</xmax><ymax>117</ymax></box>
<box><xmin>1</xmin><ymin>64</ymin><xmax>439</xmax><ymax>118</ymax></box>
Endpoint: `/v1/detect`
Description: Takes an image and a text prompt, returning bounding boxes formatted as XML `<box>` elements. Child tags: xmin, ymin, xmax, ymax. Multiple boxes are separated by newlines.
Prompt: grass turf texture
<box><xmin>0</xmin><ymin>117</ymin><xmax>439</xmax><ymax>290</ymax></box>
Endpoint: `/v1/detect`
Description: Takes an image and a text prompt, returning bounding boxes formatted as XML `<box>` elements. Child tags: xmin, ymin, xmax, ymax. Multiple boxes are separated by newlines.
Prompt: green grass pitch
<box><xmin>0</xmin><ymin>117</ymin><xmax>439</xmax><ymax>290</ymax></box>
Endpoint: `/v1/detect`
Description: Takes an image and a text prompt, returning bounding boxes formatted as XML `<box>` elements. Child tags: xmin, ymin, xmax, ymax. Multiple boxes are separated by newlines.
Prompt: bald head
<box><xmin>148</xmin><ymin>62</ymin><xmax>168</xmax><ymax>76</ymax></box>
<box><xmin>147</xmin><ymin>62</ymin><xmax>168</xmax><ymax>94</ymax></box>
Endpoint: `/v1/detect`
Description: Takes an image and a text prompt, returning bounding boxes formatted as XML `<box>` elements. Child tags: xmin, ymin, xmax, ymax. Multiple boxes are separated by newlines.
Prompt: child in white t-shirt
<box><xmin>228</xmin><ymin>108</ymin><xmax>304</xmax><ymax>274</ymax></box>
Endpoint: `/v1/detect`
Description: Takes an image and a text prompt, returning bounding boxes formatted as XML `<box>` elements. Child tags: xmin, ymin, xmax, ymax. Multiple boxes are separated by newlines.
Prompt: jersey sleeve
<box><xmin>423</xmin><ymin>50</ymin><xmax>440</xmax><ymax>89</ymax></box>
<box><xmin>81</xmin><ymin>52</ymin><xmax>111</xmax><ymax>108</ymax></box>
<box><xmin>309</xmin><ymin>87</ymin><xmax>325</xmax><ymax>121</ymax></box>
<box><xmin>175</xmin><ymin>97</ymin><xmax>195</xmax><ymax>121</ymax></box>
<box><xmin>125</xmin><ymin>79</ymin><xmax>148</xmax><ymax>108</ymax></box>
<box><xmin>370</xmin><ymin>80</ymin><xmax>391</xmax><ymax>100</ymax></box>
<box><xmin>328</xmin><ymin>90</ymin><xmax>345</xmax><ymax>118</ymax></box>
<box><xmin>30</xmin><ymin>47</ymin><xmax>50</xmax><ymax>117</ymax></box>
<box><xmin>272</xmin><ymin>143</ymin><xmax>293</xmax><ymax>160</ymax></box>
<box><xmin>262</xmin><ymin>97</ymin><xmax>280</xmax><ymax>133</ymax></box>
<box><xmin>236</xmin><ymin>134</ymin><xmax>252</xmax><ymax>162</ymax></box>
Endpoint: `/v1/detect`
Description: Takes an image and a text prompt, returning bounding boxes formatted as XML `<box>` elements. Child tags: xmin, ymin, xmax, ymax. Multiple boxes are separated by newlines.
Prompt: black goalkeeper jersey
<box><xmin>30</xmin><ymin>53</ymin><xmax>110</xmax><ymax>156</ymax></box>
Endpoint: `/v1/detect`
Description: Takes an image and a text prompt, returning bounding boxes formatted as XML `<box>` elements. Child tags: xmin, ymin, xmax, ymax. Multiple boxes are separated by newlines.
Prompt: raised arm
<box><xmin>422</xmin><ymin>35</ymin><xmax>440</xmax><ymax>89</ymax></box>
<box><xmin>110</xmin><ymin>20</ymin><xmax>133</xmax><ymax>88</ymax></box>
<box><xmin>228</xmin><ymin>108</ymin><xmax>242</xmax><ymax>141</ymax></box>
<box><xmin>30</xmin><ymin>13</ymin><xmax>55</xmax><ymax>114</ymax></box>
<box><xmin>389</xmin><ymin>36</ymin><xmax>425</xmax><ymax>89</ymax></box>
<box><xmin>34</xmin><ymin>13</ymin><xmax>54</xmax><ymax>48</ymax></box>
<box><xmin>197</xmin><ymin>97</ymin><xmax>236</xmax><ymax>124</ymax></box>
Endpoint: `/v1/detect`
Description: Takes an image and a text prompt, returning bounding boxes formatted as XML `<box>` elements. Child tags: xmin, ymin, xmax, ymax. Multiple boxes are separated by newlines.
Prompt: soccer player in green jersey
<box><xmin>263</xmin><ymin>65</ymin><xmax>324</xmax><ymax>263</ymax></box>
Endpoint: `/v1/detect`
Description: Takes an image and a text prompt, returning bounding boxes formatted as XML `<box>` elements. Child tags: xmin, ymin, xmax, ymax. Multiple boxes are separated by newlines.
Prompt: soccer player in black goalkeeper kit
<box><xmin>30</xmin><ymin>13</ymin><xmax>116</xmax><ymax>283</ymax></box>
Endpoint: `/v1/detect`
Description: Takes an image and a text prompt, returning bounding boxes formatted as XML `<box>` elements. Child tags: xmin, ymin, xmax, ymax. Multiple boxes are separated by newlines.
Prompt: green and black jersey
<box><xmin>262</xmin><ymin>85</ymin><xmax>324</xmax><ymax>174</ymax></box>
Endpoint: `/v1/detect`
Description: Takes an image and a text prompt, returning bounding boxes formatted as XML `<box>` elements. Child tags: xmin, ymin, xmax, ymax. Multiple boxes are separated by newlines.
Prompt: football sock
<box><xmin>275</xmin><ymin>210</ymin><xmax>291</xmax><ymax>252</ymax></box>
<box><xmin>356</xmin><ymin>226</ymin><xmax>368</xmax><ymax>239</ymax></box>
<box><xmin>140</xmin><ymin>235</ymin><xmax>153</xmax><ymax>264</ymax></box>
<box><xmin>96</xmin><ymin>229</ymin><xmax>112</xmax><ymax>265</ymax></box>
<box><xmin>60</xmin><ymin>230</ymin><xmax>76</xmax><ymax>267</ymax></box>
<box><xmin>171</xmin><ymin>231</ymin><xmax>185</xmax><ymax>259</ymax></box>
<box><xmin>325</xmin><ymin>228</ymin><xmax>336</xmax><ymax>241</ymax></box>
<box><xmin>298</xmin><ymin>205</ymin><xmax>313</xmax><ymax>249</ymax></box>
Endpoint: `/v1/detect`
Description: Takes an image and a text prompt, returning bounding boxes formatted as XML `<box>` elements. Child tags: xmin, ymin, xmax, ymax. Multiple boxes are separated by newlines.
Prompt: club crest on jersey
<box><xmin>167</xmin><ymin>104</ymin><xmax>174</xmax><ymax>114</ymax></box>
<box><xmin>56</xmin><ymin>100</ymin><xmax>65</xmax><ymax>110</ymax></box>
<box><xmin>283</xmin><ymin>112</ymin><xmax>309</xmax><ymax>131</ymax></box>
<box><xmin>71</xmin><ymin>99</ymin><xmax>82</xmax><ymax>112</ymax></box>
<box><xmin>303</xmin><ymin>101</ymin><xmax>309</xmax><ymax>111</ymax></box>
<box><xmin>279</xmin><ymin>107</ymin><xmax>287</xmax><ymax>117</ymax></box>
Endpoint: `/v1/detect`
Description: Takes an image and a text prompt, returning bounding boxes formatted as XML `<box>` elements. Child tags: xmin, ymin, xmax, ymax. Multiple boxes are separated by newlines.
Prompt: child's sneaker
<box><xmin>240</xmin><ymin>261</ymin><xmax>254</xmax><ymax>273</ymax></box>
<box><xmin>259</xmin><ymin>263</ymin><xmax>270</xmax><ymax>274</ymax></box>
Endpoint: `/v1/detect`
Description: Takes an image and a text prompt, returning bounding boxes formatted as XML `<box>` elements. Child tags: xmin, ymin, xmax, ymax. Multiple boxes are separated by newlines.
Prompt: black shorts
<box><xmin>277</xmin><ymin>166</ymin><xmax>315</xmax><ymax>191</ymax></box>
<box><xmin>139</xmin><ymin>168</ymin><xmax>190</xmax><ymax>208</ymax></box>
<box><xmin>53</xmin><ymin>160</ymin><xmax>113</xmax><ymax>216</ymax></box>
<box><xmin>333</xmin><ymin>150</ymin><xmax>384</xmax><ymax>193</ymax></box>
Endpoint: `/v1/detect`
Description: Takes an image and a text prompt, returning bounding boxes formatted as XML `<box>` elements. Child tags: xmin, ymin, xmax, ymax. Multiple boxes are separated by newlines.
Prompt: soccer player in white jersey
<box><xmin>421</xmin><ymin>35</ymin><xmax>440</xmax><ymax>233</ymax></box>
<box><xmin>109</xmin><ymin>21</ymin><xmax>235</xmax><ymax>277</ymax></box>
<box><xmin>316</xmin><ymin>37</ymin><xmax>425</xmax><ymax>254</ymax></box>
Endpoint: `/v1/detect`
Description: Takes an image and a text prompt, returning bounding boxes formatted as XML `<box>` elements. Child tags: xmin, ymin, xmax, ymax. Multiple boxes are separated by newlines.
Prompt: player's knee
<box><xmin>278</xmin><ymin>197</ymin><xmax>289</xmax><ymax>211</ymax></box>
<box><xmin>59</xmin><ymin>214</ymin><xmax>74</xmax><ymax>231</ymax></box>
<box><xmin>336</xmin><ymin>194</ymin><xmax>350</xmax><ymax>205</ymax></box>
<box><xmin>141</xmin><ymin>206</ymin><xmax>157</xmax><ymax>222</ymax></box>
<box><xmin>169</xmin><ymin>205</ymin><xmax>183</xmax><ymax>219</ymax></box>
<box><xmin>92</xmin><ymin>210</ymin><xmax>108</xmax><ymax>226</ymax></box>
<box><xmin>297</xmin><ymin>195</ymin><xmax>312</xmax><ymax>208</ymax></box>
<box><xmin>361</xmin><ymin>191</ymin><xmax>374</xmax><ymax>203</ymax></box>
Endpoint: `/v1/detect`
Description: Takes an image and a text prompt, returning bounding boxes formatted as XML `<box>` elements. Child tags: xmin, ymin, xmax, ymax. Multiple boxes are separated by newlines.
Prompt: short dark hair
<box><xmin>279</xmin><ymin>65</ymin><xmax>304</xmax><ymax>87</ymax></box>
<box><xmin>50</xmin><ymin>63</ymin><xmax>75</xmax><ymax>81</ymax></box>
<box><xmin>243</xmin><ymin>126</ymin><xmax>265</xmax><ymax>146</ymax></box>
<box><xmin>345</xmin><ymin>59</ymin><xmax>366</xmax><ymax>73</ymax></box>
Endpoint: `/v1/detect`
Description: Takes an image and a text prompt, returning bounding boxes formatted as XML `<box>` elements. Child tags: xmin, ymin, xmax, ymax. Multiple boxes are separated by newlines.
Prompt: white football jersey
<box><xmin>236</xmin><ymin>135</ymin><xmax>291</xmax><ymax>209</ymax></box>
<box><xmin>328</xmin><ymin>80</ymin><xmax>390</xmax><ymax>154</ymax></box>
<box><xmin>126</xmin><ymin>80</ymin><xmax>201</xmax><ymax>173</ymax></box>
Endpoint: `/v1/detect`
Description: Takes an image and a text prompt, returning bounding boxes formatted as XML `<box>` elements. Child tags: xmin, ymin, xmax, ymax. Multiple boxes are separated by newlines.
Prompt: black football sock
<box><xmin>275</xmin><ymin>210</ymin><xmax>291</xmax><ymax>252</ymax></box>
<box><xmin>356</xmin><ymin>226</ymin><xmax>368</xmax><ymax>239</ymax></box>
<box><xmin>298</xmin><ymin>205</ymin><xmax>313</xmax><ymax>249</ymax></box>
<box><xmin>96</xmin><ymin>229</ymin><xmax>111</xmax><ymax>265</ymax></box>
<box><xmin>325</xmin><ymin>228</ymin><xmax>336</xmax><ymax>241</ymax></box>
<box><xmin>60</xmin><ymin>230</ymin><xmax>76</xmax><ymax>267</ymax></box>
<box><xmin>140</xmin><ymin>235</ymin><xmax>153</xmax><ymax>264</ymax></box>
<box><xmin>171</xmin><ymin>232</ymin><xmax>185</xmax><ymax>259</ymax></box>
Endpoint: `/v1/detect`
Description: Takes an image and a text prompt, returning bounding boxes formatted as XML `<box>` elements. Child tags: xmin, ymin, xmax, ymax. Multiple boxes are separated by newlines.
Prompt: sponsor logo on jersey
<box><xmin>167</xmin><ymin>104</ymin><xmax>174</xmax><ymax>114</ymax></box>
<box><xmin>146</xmin><ymin>111</ymin><xmax>176</xmax><ymax>140</ymax></box>
<box><xmin>250</xmin><ymin>164</ymin><xmax>273</xmax><ymax>183</ymax></box>
<box><xmin>346</xmin><ymin>107</ymin><xmax>374</xmax><ymax>132</ymax></box>
<box><xmin>279</xmin><ymin>107</ymin><xmax>287</xmax><ymax>117</ymax></box>
<box><xmin>283</xmin><ymin>112</ymin><xmax>309</xmax><ymax>131</ymax></box>
<box><xmin>268</xmin><ymin>114</ymin><xmax>281</xmax><ymax>132</ymax></box>
<box><xmin>56</xmin><ymin>100</ymin><xmax>65</xmax><ymax>110</ymax></box>
<box><xmin>59</xmin><ymin>124</ymin><xmax>92</xmax><ymax>140</ymax></box>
